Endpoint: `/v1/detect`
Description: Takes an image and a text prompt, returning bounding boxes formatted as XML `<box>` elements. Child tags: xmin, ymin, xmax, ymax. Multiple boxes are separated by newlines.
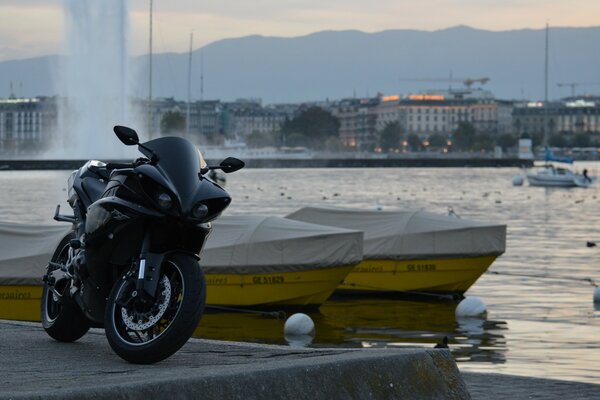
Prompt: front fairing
<box><xmin>138</xmin><ymin>137</ymin><xmax>231</xmax><ymax>221</ymax></box>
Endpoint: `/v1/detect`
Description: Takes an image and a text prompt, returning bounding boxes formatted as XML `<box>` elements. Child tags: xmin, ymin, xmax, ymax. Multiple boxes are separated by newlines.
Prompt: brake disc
<box><xmin>120</xmin><ymin>275</ymin><xmax>172</xmax><ymax>331</ymax></box>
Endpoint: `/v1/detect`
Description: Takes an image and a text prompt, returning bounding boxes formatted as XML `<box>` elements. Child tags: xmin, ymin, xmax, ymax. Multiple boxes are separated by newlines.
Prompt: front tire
<box><xmin>104</xmin><ymin>253</ymin><xmax>206</xmax><ymax>364</ymax></box>
<box><xmin>41</xmin><ymin>231</ymin><xmax>90</xmax><ymax>342</ymax></box>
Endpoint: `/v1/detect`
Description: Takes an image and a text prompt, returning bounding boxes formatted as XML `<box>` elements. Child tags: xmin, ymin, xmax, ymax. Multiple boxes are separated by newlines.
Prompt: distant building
<box><xmin>374</xmin><ymin>95</ymin><xmax>404</xmax><ymax>132</ymax></box>
<box><xmin>0</xmin><ymin>90</ymin><xmax>524</xmax><ymax>156</ymax></box>
<box><xmin>513</xmin><ymin>98</ymin><xmax>600</xmax><ymax>137</ymax></box>
<box><xmin>191</xmin><ymin>100</ymin><xmax>221</xmax><ymax>140</ymax></box>
<box><xmin>221</xmin><ymin>99</ymin><xmax>288</xmax><ymax>140</ymax></box>
<box><xmin>399</xmin><ymin>90</ymin><xmax>513</xmax><ymax>138</ymax></box>
<box><xmin>327</xmin><ymin>90</ymin><xmax>513</xmax><ymax>151</ymax></box>
<box><xmin>0</xmin><ymin>97</ymin><xmax>57</xmax><ymax>154</ymax></box>
<box><xmin>329</xmin><ymin>98</ymin><xmax>378</xmax><ymax>150</ymax></box>
<box><xmin>142</xmin><ymin>97</ymin><xmax>222</xmax><ymax>143</ymax></box>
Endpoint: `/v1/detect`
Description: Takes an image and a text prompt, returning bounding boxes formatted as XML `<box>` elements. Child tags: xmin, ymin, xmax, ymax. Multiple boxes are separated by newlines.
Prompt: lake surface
<box><xmin>1</xmin><ymin>165</ymin><xmax>599</xmax><ymax>384</ymax></box>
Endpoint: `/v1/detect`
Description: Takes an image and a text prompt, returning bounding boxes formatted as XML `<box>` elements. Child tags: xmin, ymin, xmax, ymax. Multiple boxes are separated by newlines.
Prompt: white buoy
<box><xmin>284</xmin><ymin>313</ymin><xmax>315</xmax><ymax>337</ymax></box>
<box><xmin>284</xmin><ymin>313</ymin><xmax>315</xmax><ymax>348</ymax></box>
<box><xmin>455</xmin><ymin>296</ymin><xmax>487</xmax><ymax>318</ymax></box>
<box><xmin>594</xmin><ymin>286</ymin><xmax>600</xmax><ymax>303</ymax></box>
<box><xmin>512</xmin><ymin>175</ymin><xmax>524</xmax><ymax>186</ymax></box>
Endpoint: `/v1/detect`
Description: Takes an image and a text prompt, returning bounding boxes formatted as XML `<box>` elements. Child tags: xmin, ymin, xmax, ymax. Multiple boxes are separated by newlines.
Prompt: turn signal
<box><xmin>192</xmin><ymin>203</ymin><xmax>209</xmax><ymax>219</ymax></box>
<box><xmin>157</xmin><ymin>193</ymin><xmax>173</xmax><ymax>209</ymax></box>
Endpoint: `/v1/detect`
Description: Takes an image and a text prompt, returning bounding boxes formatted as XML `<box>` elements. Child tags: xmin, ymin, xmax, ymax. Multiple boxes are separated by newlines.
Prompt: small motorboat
<box><xmin>0</xmin><ymin>217</ymin><xmax>363</xmax><ymax>321</ymax></box>
<box><xmin>201</xmin><ymin>215</ymin><xmax>363</xmax><ymax>307</ymax></box>
<box><xmin>287</xmin><ymin>207</ymin><xmax>506</xmax><ymax>297</ymax></box>
<box><xmin>526</xmin><ymin>147</ymin><xmax>595</xmax><ymax>188</ymax></box>
<box><xmin>526</xmin><ymin>165</ymin><xmax>595</xmax><ymax>187</ymax></box>
<box><xmin>0</xmin><ymin>222</ymin><xmax>71</xmax><ymax>321</ymax></box>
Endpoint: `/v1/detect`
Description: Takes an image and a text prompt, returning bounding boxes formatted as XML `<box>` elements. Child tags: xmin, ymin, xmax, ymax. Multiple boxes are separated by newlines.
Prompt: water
<box><xmin>1</xmin><ymin>166</ymin><xmax>599</xmax><ymax>384</ymax></box>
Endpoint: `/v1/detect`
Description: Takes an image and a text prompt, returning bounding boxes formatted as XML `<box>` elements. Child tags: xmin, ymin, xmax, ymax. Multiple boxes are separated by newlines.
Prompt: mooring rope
<box><xmin>340</xmin><ymin>282</ymin><xmax>459</xmax><ymax>300</ymax></box>
<box><xmin>205</xmin><ymin>305</ymin><xmax>287</xmax><ymax>320</ymax></box>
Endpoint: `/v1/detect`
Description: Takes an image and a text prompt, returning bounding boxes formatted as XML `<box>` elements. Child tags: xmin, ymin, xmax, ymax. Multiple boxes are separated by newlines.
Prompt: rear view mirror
<box><xmin>113</xmin><ymin>126</ymin><xmax>139</xmax><ymax>146</ymax></box>
<box><xmin>219</xmin><ymin>157</ymin><xmax>245</xmax><ymax>173</ymax></box>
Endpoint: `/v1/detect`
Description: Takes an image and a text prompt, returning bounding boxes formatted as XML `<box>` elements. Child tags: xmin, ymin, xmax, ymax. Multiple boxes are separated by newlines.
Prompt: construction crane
<box><xmin>399</xmin><ymin>77</ymin><xmax>490</xmax><ymax>89</ymax></box>
<box><xmin>556</xmin><ymin>82</ymin><xmax>600</xmax><ymax>97</ymax></box>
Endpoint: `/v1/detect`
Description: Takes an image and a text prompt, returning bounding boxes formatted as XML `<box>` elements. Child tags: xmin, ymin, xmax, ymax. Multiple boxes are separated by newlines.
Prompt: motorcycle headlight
<box><xmin>192</xmin><ymin>203</ymin><xmax>209</xmax><ymax>219</ymax></box>
<box><xmin>157</xmin><ymin>192</ymin><xmax>173</xmax><ymax>209</ymax></box>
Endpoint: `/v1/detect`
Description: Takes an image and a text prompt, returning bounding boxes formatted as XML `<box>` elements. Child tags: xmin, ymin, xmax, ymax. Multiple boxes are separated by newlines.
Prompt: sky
<box><xmin>1</xmin><ymin>0</ymin><xmax>599</xmax><ymax>62</ymax></box>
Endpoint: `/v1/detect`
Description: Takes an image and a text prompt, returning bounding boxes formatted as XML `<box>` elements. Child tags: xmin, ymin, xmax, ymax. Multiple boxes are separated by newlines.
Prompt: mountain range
<box><xmin>1</xmin><ymin>25</ymin><xmax>599</xmax><ymax>103</ymax></box>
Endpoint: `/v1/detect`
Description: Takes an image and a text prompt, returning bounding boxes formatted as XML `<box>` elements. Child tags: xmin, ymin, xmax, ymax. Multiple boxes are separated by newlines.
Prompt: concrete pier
<box><xmin>0</xmin><ymin>320</ymin><xmax>468</xmax><ymax>400</ymax></box>
<box><xmin>0</xmin><ymin>157</ymin><xmax>532</xmax><ymax>170</ymax></box>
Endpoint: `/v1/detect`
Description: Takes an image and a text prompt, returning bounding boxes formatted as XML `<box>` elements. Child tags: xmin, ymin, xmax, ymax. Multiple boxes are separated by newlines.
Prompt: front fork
<box><xmin>134</xmin><ymin>231</ymin><xmax>164</xmax><ymax>300</ymax></box>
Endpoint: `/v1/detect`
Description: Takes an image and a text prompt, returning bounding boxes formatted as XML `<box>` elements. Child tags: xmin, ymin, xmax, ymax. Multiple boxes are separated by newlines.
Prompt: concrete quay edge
<box><xmin>0</xmin><ymin>320</ymin><xmax>469</xmax><ymax>400</ymax></box>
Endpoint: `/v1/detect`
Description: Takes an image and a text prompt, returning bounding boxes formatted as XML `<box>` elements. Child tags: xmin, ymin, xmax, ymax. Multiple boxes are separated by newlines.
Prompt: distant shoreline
<box><xmin>0</xmin><ymin>158</ymin><xmax>533</xmax><ymax>170</ymax></box>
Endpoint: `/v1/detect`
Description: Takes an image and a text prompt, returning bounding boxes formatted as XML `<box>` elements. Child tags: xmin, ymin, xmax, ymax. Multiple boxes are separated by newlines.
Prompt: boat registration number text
<box><xmin>407</xmin><ymin>264</ymin><xmax>436</xmax><ymax>272</ymax></box>
<box><xmin>252</xmin><ymin>276</ymin><xmax>285</xmax><ymax>284</ymax></box>
<box><xmin>0</xmin><ymin>289</ymin><xmax>33</xmax><ymax>300</ymax></box>
<box><xmin>206</xmin><ymin>277</ymin><xmax>228</xmax><ymax>285</ymax></box>
<box><xmin>356</xmin><ymin>266</ymin><xmax>384</xmax><ymax>272</ymax></box>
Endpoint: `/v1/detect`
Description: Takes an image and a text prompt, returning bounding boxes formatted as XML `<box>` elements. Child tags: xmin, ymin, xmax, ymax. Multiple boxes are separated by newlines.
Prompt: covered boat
<box><xmin>0</xmin><ymin>222</ymin><xmax>70</xmax><ymax>321</ymax></box>
<box><xmin>286</xmin><ymin>207</ymin><xmax>506</xmax><ymax>296</ymax></box>
<box><xmin>201</xmin><ymin>215</ymin><xmax>363</xmax><ymax>307</ymax></box>
<box><xmin>0</xmin><ymin>216</ymin><xmax>362</xmax><ymax>321</ymax></box>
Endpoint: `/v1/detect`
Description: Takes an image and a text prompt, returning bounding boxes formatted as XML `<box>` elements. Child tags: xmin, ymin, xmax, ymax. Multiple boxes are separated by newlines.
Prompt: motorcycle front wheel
<box><xmin>104</xmin><ymin>253</ymin><xmax>206</xmax><ymax>364</ymax></box>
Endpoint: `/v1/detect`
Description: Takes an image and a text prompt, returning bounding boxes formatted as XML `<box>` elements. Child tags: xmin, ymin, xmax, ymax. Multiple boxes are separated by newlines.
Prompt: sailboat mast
<box><xmin>186</xmin><ymin>32</ymin><xmax>193</xmax><ymax>137</ymax></box>
<box><xmin>200</xmin><ymin>52</ymin><xmax>204</xmax><ymax>102</ymax></box>
<box><xmin>148</xmin><ymin>0</ymin><xmax>153</xmax><ymax>139</ymax></box>
<box><xmin>199</xmin><ymin>51</ymin><xmax>204</xmax><ymax>138</ymax></box>
<box><xmin>544</xmin><ymin>22</ymin><xmax>549</xmax><ymax>103</ymax></box>
<box><xmin>542</xmin><ymin>22</ymin><xmax>550</xmax><ymax>146</ymax></box>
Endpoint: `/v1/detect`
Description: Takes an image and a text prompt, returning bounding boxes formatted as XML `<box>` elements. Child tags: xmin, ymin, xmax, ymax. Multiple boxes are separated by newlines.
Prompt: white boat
<box><xmin>526</xmin><ymin>165</ymin><xmax>595</xmax><ymax>188</ymax></box>
<box><xmin>526</xmin><ymin>147</ymin><xmax>595</xmax><ymax>188</ymax></box>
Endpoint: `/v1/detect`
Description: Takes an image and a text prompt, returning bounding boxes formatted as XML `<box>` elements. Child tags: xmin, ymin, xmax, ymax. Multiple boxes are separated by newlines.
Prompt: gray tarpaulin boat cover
<box><xmin>201</xmin><ymin>215</ymin><xmax>363</xmax><ymax>274</ymax></box>
<box><xmin>286</xmin><ymin>207</ymin><xmax>506</xmax><ymax>261</ymax></box>
<box><xmin>0</xmin><ymin>216</ymin><xmax>363</xmax><ymax>284</ymax></box>
<box><xmin>0</xmin><ymin>222</ymin><xmax>71</xmax><ymax>285</ymax></box>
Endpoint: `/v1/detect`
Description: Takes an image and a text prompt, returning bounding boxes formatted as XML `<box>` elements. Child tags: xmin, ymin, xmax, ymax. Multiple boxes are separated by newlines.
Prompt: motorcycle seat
<box><xmin>82</xmin><ymin>177</ymin><xmax>108</xmax><ymax>205</ymax></box>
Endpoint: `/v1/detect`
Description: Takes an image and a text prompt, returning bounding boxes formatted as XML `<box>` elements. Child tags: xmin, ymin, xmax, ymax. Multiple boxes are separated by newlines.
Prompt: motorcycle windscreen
<box><xmin>140</xmin><ymin>137</ymin><xmax>202</xmax><ymax>205</ymax></box>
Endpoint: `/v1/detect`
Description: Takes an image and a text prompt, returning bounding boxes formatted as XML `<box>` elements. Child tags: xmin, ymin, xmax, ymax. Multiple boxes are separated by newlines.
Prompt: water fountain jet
<box><xmin>50</xmin><ymin>0</ymin><xmax>141</xmax><ymax>159</ymax></box>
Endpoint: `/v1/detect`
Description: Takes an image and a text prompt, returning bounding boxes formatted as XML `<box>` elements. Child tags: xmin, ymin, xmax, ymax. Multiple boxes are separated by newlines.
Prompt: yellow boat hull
<box><xmin>0</xmin><ymin>286</ymin><xmax>42</xmax><ymax>322</ymax></box>
<box><xmin>0</xmin><ymin>265</ymin><xmax>355</xmax><ymax>321</ymax></box>
<box><xmin>205</xmin><ymin>264</ymin><xmax>355</xmax><ymax>306</ymax></box>
<box><xmin>338</xmin><ymin>256</ymin><xmax>498</xmax><ymax>294</ymax></box>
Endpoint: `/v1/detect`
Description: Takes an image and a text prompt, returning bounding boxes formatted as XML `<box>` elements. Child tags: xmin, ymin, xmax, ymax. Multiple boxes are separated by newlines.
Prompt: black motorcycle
<box><xmin>41</xmin><ymin>126</ymin><xmax>244</xmax><ymax>364</ymax></box>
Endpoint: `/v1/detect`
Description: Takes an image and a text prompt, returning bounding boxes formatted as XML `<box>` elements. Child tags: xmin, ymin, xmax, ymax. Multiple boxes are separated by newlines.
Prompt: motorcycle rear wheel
<box><xmin>104</xmin><ymin>253</ymin><xmax>206</xmax><ymax>364</ymax></box>
<box><xmin>41</xmin><ymin>231</ymin><xmax>90</xmax><ymax>342</ymax></box>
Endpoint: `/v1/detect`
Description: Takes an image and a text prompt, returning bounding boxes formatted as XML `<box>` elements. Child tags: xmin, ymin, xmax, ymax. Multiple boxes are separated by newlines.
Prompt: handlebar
<box><xmin>105</xmin><ymin>158</ymin><xmax>150</xmax><ymax>170</ymax></box>
<box><xmin>105</xmin><ymin>162</ymin><xmax>135</xmax><ymax>170</ymax></box>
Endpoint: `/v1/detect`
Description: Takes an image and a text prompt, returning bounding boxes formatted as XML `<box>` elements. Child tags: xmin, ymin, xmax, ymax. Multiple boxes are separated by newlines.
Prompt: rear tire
<box><xmin>41</xmin><ymin>231</ymin><xmax>90</xmax><ymax>342</ymax></box>
<box><xmin>104</xmin><ymin>253</ymin><xmax>206</xmax><ymax>364</ymax></box>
